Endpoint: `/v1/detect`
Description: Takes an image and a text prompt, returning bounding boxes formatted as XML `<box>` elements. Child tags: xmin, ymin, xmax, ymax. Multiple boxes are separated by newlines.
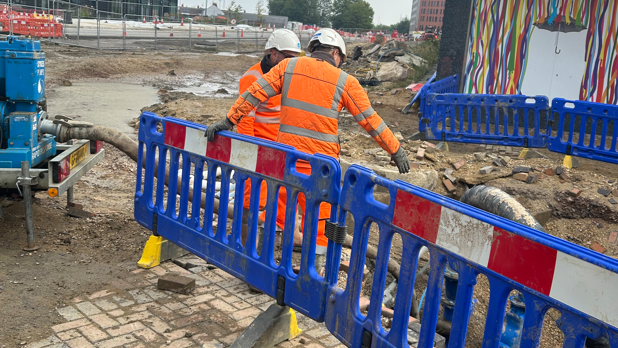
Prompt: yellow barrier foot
<box><xmin>230</xmin><ymin>304</ymin><xmax>302</xmax><ymax>348</ymax></box>
<box><xmin>137</xmin><ymin>235</ymin><xmax>188</xmax><ymax>269</ymax></box>
<box><xmin>562</xmin><ymin>155</ymin><xmax>580</xmax><ymax>169</ymax></box>
<box><xmin>519</xmin><ymin>148</ymin><xmax>547</xmax><ymax>159</ymax></box>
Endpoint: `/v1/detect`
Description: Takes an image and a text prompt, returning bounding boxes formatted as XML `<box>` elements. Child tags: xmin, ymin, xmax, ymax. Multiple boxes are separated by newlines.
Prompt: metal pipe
<box><xmin>67</xmin><ymin>185</ymin><xmax>74</xmax><ymax>205</ymax></box>
<box><xmin>77</xmin><ymin>4</ymin><xmax>80</xmax><ymax>45</ymax></box>
<box><xmin>20</xmin><ymin>161</ymin><xmax>37</xmax><ymax>251</ymax></box>
<box><xmin>97</xmin><ymin>11</ymin><xmax>100</xmax><ymax>49</ymax></box>
<box><xmin>215</xmin><ymin>26</ymin><xmax>218</xmax><ymax>52</ymax></box>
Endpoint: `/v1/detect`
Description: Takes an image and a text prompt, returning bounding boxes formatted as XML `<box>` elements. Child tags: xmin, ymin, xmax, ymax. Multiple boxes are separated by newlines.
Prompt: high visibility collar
<box><xmin>261</xmin><ymin>54</ymin><xmax>275</xmax><ymax>74</ymax></box>
<box><xmin>310</xmin><ymin>51</ymin><xmax>338</xmax><ymax>68</ymax></box>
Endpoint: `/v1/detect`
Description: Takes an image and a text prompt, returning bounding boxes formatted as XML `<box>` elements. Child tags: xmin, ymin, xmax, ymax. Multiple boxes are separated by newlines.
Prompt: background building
<box><xmin>409</xmin><ymin>0</ymin><xmax>421</xmax><ymax>32</ymax></box>
<box><xmin>10</xmin><ymin>0</ymin><xmax>178</xmax><ymax>19</ymax></box>
<box><xmin>415</xmin><ymin>0</ymin><xmax>444</xmax><ymax>31</ymax></box>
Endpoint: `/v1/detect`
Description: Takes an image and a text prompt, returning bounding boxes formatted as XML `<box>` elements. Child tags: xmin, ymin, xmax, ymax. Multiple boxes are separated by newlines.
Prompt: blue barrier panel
<box><xmin>325</xmin><ymin>165</ymin><xmax>618</xmax><ymax>348</ymax></box>
<box><xmin>418</xmin><ymin>74</ymin><xmax>457</xmax><ymax>132</ymax></box>
<box><xmin>423</xmin><ymin>93</ymin><xmax>549</xmax><ymax>147</ymax></box>
<box><xmin>134</xmin><ymin>112</ymin><xmax>341</xmax><ymax>321</ymax></box>
<box><xmin>549</xmin><ymin>98</ymin><xmax>618</xmax><ymax>164</ymax></box>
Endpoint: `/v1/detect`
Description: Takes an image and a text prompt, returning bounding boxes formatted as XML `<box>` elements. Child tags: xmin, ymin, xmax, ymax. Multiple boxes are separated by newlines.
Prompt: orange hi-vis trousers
<box><xmin>259</xmin><ymin>165</ymin><xmax>330</xmax><ymax>251</ymax></box>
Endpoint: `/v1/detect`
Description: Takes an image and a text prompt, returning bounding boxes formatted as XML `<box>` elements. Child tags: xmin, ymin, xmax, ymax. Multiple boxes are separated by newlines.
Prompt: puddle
<box><xmin>216</xmin><ymin>52</ymin><xmax>259</xmax><ymax>58</ymax></box>
<box><xmin>46</xmin><ymin>82</ymin><xmax>160</xmax><ymax>135</ymax></box>
<box><xmin>172</xmin><ymin>74</ymin><xmax>239</xmax><ymax>97</ymax></box>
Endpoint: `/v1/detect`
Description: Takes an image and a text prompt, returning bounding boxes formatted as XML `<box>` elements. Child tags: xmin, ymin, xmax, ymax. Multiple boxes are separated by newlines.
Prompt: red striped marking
<box><xmin>206</xmin><ymin>135</ymin><xmax>232</xmax><ymax>163</ymax></box>
<box><xmin>163</xmin><ymin>121</ymin><xmax>287</xmax><ymax>180</ymax></box>
<box><xmin>256</xmin><ymin>147</ymin><xmax>286</xmax><ymax>181</ymax></box>
<box><xmin>393</xmin><ymin>189</ymin><xmax>442</xmax><ymax>243</ymax></box>
<box><xmin>164</xmin><ymin>122</ymin><xmax>186</xmax><ymax>149</ymax></box>
<box><xmin>487</xmin><ymin>227</ymin><xmax>557</xmax><ymax>296</ymax></box>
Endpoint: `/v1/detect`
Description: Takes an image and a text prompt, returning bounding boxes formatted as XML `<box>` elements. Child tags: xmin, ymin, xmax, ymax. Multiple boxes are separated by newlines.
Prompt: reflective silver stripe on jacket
<box><xmin>353</xmin><ymin>106</ymin><xmax>376</xmax><ymax>122</ymax></box>
<box><xmin>279</xmin><ymin>124</ymin><xmax>339</xmax><ymax>144</ymax></box>
<box><xmin>241</xmin><ymin>69</ymin><xmax>262</xmax><ymax>80</ymax></box>
<box><xmin>281</xmin><ymin>58</ymin><xmax>298</xmax><ymax>100</ymax></box>
<box><xmin>256</xmin><ymin>103</ymin><xmax>281</xmax><ymax>113</ymax></box>
<box><xmin>331</xmin><ymin>71</ymin><xmax>349</xmax><ymax>110</ymax></box>
<box><xmin>368</xmin><ymin>121</ymin><xmax>387</xmax><ymax>137</ymax></box>
<box><xmin>254</xmin><ymin>116</ymin><xmax>280</xmax><ymax>124</ymax></box>
<box><xmin>281</xmin><ymin>99</ymin><xmax>340</xmax><ymax>119</ymax></box>
<box><xmin>256</xmin><ymin>77</ymin><xmax>277</xmax><ymax>98</ymax></box>
<box><xmin>241</xmin><ymin>91</ymin><xmax>260</xmax><ymax>106</ymax></box>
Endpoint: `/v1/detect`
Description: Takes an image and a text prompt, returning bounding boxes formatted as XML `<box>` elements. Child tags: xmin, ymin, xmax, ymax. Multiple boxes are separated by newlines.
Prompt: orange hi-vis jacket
<box><xmin>226</xmin><ymin>54</ymin><xmax>401</xmax><ymax>163</ymax></box>
<box><xmin>236</xmin><ymin>61</ymin><xmax>281</xmax><ymax>141</ymax></box>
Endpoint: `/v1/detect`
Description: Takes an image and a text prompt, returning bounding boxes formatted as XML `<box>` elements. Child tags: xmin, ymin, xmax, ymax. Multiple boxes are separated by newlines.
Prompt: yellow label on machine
<box><xmin>70</xmin><ymin>144</ymin><xmax>88</xmax><ymax>169</ymax></box>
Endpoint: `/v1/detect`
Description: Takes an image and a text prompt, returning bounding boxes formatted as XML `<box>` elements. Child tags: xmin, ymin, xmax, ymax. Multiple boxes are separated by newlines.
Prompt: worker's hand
<box><xmin>391</xmin><ymin>147</ymin><xmax>410</xmax><ymax>174</ymax></box>
<box><xmin>205</xmin><ymin>118</ymin><xmax>234</xmax><ymax>142</ymax></box>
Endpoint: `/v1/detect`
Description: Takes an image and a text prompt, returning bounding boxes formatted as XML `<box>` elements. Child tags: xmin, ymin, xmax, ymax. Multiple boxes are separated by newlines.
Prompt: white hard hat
<box><xmin>265</xmin><ymin>29</ymin><xmax>302</xmax><ymax>53</ymax></box>
<box><xmin>307</xmin><ymin>28</ymin><xmax>346</xmax><ymax>57</ymax></box>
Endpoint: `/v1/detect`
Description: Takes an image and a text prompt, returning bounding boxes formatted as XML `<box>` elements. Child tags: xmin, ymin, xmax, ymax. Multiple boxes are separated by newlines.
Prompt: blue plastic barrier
<box><xmin>423</xmin><ymin>93</ymin><xmax>549</xmax><ymax>147</ymax></box>
<box><xmin>324</xmin><ymin>165</ymin><xmax>618</xmax><ymax>348</ymax></box>
<box><xmin>418</xmin><ymin>74</ymin><xmax>457</xmax><ymax>132</ymax></box>
<box><xmin>548</xmin><ymin>98</ymin><xmax>618</xmax><ymax>164</ymax></box>
<box><xmin>134</xmin><ymin>112</ymin><xmax>342</xmax><ymax>321</ymax></box>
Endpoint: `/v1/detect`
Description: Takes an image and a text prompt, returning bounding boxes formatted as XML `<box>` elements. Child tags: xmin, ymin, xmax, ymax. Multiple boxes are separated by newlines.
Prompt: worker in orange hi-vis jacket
<box><xmin>207</xmin><ymin>28</ymin><xmax>410</xmax><ymax>263</ymax></box>
<box><xmin>237</xmin><ymin>29</ymin><xmax>302</xmax><ymax>245</ymax></box>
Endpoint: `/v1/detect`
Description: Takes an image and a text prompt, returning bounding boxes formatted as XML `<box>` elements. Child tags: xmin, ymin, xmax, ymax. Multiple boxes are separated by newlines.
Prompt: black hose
<box><xmin>460</xmin><ymin>185</ymin><xmax>545</xmax><ymax>232</ymax></box>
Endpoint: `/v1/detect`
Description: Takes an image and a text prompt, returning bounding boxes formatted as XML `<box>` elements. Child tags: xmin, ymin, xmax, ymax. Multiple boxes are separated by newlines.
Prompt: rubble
<box><xmin>598</xmin><ymin>188</ymin><xmax>612</xmax><ymax>197</ymax></box>
<box><xmin>526</xmin><ymin>174</ymin><xmax>538</xmax><ymax>184</ymax></box>
<box><xmin>376</xmin><ymin>62</ymin><xmax>408</xmax><ymax>81</ymax></box>
<box><xmin>513</xmin><ymin>173</ymin><xmax>529</xmax><ymax>181</ymax></box>
<box><xmin>395</xmin><ymin>53</ymin><xmax>427</xmax><ymax>66</ymax></box>
<box><xmin>416</xmin><ymin>148</ymin><xmax>425</xmax><ymax>159</ymax></box>
<box><xmin>609</xmin><ymin>232</ymin><xmax>618</xmax><ymax>244</ymax></box>
<box><xmin>443</xmin><ymin>179</ymin><xmax>456</xmax><ymax>193</ymax></box>
<box><xmin>568</xmin><ymin>189</ymin><xmax>582</xmax><ymax>197</ymax></box>
<box><xmin>591</xmin><ymin>242</ymin><xmax>606</xmax><ymax>254</ymax></box>
<box><xmin>479</xmin><ymin>166</ymin><xmax>494</xmax><ymax>175</ymax></box>
<box><xmin>452</xmin><ymin>159</ymin><xmax>466</xmax><ymax>170</ymax></box>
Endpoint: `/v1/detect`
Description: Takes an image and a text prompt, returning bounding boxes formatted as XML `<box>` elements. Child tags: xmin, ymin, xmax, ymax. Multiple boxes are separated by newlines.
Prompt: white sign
<box><xmin>230</xmin><ymin>19</ymin><xmax>236</xmax><ymax>25</ymax></box>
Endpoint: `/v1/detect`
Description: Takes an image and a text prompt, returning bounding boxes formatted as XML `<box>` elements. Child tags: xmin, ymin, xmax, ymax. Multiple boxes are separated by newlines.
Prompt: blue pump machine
<box><xmin>0</xmin><ymin>36</ymin><xmax>105</xmax><ymax>250</ymax></box>
<box><xmin>0</xmin><ymin>36</ymin><xmax>55</xmax><ymax>168</ymax></box>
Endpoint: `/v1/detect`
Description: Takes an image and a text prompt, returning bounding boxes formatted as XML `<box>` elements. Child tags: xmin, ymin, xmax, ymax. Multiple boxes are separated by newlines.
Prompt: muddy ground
<box><xmin>0</xmin><ymin>42</ymin><xmax>617</xmax><ymax>347</ymax></box>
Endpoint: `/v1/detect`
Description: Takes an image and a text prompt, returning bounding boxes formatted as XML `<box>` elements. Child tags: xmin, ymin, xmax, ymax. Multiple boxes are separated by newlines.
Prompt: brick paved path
<box><xmin>28</xmin><ymin>259</ymin><xmax>345</xmax><ymax>348</ymax></box>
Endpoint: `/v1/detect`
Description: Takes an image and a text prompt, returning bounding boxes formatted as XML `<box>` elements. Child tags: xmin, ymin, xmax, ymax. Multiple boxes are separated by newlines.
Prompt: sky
<box><xmin>181</xmin><ymin>0</ymin><xmax>413</xmax><ymax>26</ymax></box>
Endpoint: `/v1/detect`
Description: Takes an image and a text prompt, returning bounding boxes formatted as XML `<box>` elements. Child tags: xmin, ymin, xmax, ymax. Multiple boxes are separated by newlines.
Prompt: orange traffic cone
<box><xmin>180</xmin><ymin>18</ymin><xmax>184</xmax><ymax>26</ymax></box>
<box><xmin>170</xmin><ymin>26</ymin><xmax>173</xmax><ymax>36</ymax></box>
<box><xmin>142</xmin><ymin>17</ymin><xmax>146</xmax><ymax>23</ymax></box>
<box><xmin>222</xmin><ymin>28</ymin><xmax>225</xmax><ymax>37</ymax></box>
<box><xmin>268</xmin><ymin>23</ymin><xmax>271</xmax><ymax>29</ymax></box>
<box><xmin>241</xmin><ymin>29</ymin><xmax>243</xmax><ymax>38</ymax></box>
<box><xmin>153</xmin><ymin>17</ymin><xmax>156</xmax><ymax>24</ymax></box>
<box><xmin>161</xmin><ymin>18</ymin><xmax>164</xmax><ymax>24</ymax></box>
<box><xmin>198</xmin><ymin>27</ymin><xmax>201</xmax><ymax>37</ymax></box>
<box><xmin>274</xmin><ymin>24</ymin><xmax>276</xmax><ymax>29</ymax></box>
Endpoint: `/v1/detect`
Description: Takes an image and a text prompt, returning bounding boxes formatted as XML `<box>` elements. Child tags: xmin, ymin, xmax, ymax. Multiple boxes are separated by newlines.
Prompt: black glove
<box><xmin>391</xmin><ymin>147</ymin><xmax>410</xmax><ymax>174</ymax></box>
<box><xmin>205</xmin><ymin>118</ymin><xmax>234</xmax><ymax>142</ymax></box>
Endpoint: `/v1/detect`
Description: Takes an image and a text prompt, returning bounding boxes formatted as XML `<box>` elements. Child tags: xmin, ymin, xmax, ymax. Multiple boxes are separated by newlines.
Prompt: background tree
<box><xmin>255</xmin><ymin>0</ymin><xmax>265</xmax><ymax>23</ymax></box>
<box><xmin>317</xmin><ymin>0</ymin><xmax>332</xmax><ymax>27</ymax></box>
<box><xmin>268</xmin><ymin>0</ymin><xmax>320</xmax><ymax>24</ymax></box>
<box><xmin>226</xmin><ymin>0</ymin><xmax>243</xmax><ymax>21</ymax></box>
<box><xmin>331</xmin><ymin>0</ymin><xmax>374</xmax><ymax>29</ymax></box>
<box><xmin>374</xmin><ymin>17</ymin><xmax>410</xmax><ymax>34</ymax></box>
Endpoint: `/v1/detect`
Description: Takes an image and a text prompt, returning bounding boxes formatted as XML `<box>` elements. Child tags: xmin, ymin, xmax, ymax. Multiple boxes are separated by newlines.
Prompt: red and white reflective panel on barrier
<box><xmin>392</xmin><ymin>189</ymin><xmax>618</xmax><ymax>327</ymax></box>
<box><xmin>164</xmin><ymin>122</ymin><xmax>287</xmax><ymax>181</ymax></box>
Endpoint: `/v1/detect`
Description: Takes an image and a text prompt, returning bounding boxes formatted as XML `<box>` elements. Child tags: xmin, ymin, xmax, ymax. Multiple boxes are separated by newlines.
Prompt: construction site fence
<box><xmin>134</xmin><ymin>111</ymin><xmax>618</xmax><ymax>347</ymax></box>
<box><xmin>337</xmin><ymin>28</ymin><xmax>411</xmax><ymax>44</ymax></box>
<box><xmin>420</xmin><ymin>75</ymin><xmax>618</xmax><ymax>164</ymax></box>
<box><xmin>0</xmin><ymin>0</ymin><xmax>301</xmax><ymax>52</ymax></box>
